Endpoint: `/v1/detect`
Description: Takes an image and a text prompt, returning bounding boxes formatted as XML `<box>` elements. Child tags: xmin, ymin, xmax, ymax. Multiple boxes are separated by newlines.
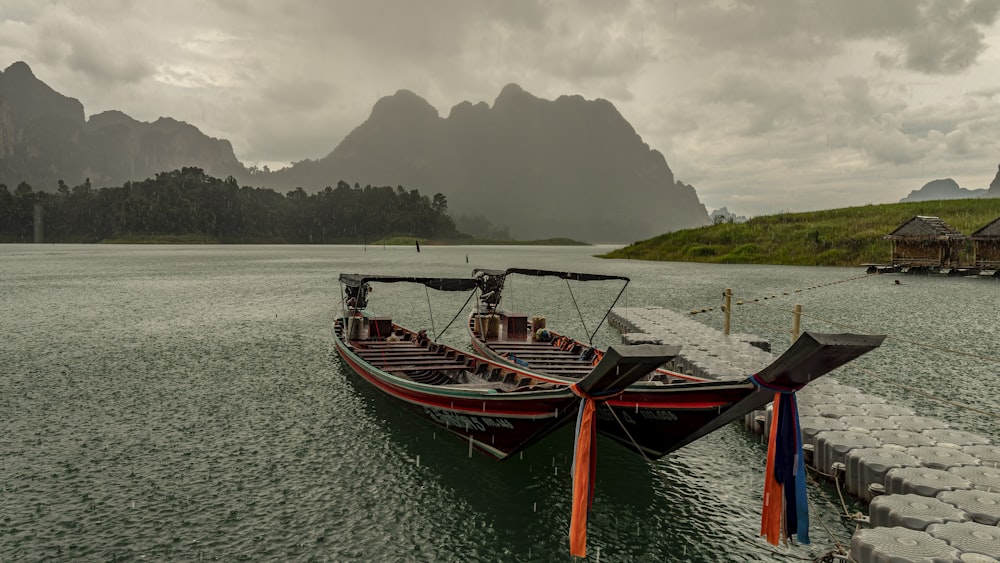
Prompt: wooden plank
<box><xmin>373</xmin><ymin>358</ymin><xmax>466</xmax><ymax>365</ymax></box>
<box><xmin>383</xmin><ymin>364</ymin><xmax>472</xmax><ymax>372</ymax></box>
<box><xmin>360</xmin><ymin>355</ymin><xmax>451</xmax><ymax>363</ymax></box>
<box><xmin>358</xmin><ymin>351</ymin><xmax>446</xmax><ymax>358</ymax></box>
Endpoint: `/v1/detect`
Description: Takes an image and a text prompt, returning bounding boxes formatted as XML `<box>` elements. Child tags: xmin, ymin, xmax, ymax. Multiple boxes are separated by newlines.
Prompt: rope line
<box><xmin>742</xmin><ymin>298</ymin><xmax>1000</xmax><ymax>366</ymax></box>
<box><xmin>565</xmin><ymin>279</ymin><xmax>591</xmax><ymax>347</ymax></box>
<box><xmin>733</xmin><ymin>301</ymin><xmax>1000</xmax><ymax>420</ymax></box>
<box><xmin>600</xmin><ymin>402</ymin><xmax>655</xmax><ymax>464</ymax></box>
<box><xmin>424</xmin><ymin>286</ymin><xmax>436</xmax><ymax>339</ymax></box>
<box><xmin>670</xmin><ymin>269</ymin><xmax>1000</xmax><ymax>423</ymax></box>
<box><xmin>690</xmin><ymin>272</ymin><xmax>875</xmax><ymax>316</ymax></box>
<box><xmin>434</xmin><ymin>289</ymin><xmax>479</xmax><ymax>341</ymax></box>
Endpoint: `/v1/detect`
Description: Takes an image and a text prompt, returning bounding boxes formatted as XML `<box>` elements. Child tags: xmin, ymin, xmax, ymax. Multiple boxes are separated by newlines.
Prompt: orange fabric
<box><xmin>569</xmin><ymin>399</ymin><xmax>597</xmax><ymax>558</ymax></box>
<box><xmin>761</xmin><ymin>392</ymin><xmax>784</xmax><ymax>545</ymax></box>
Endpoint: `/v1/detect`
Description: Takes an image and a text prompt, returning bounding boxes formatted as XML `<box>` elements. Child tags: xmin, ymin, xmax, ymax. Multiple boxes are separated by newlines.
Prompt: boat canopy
<box><xmin>473</xmin><ymin>268</ymin><xmax>630</xmax><ymax>283</ymax></box>
<box><xmin>339</xmin><ymin>274</ymin><xmax>480</xmax><ymax>292</ymax></box>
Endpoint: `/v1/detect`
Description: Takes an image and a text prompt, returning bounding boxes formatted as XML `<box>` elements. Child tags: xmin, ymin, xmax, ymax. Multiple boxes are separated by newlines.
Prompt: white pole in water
<box><xmin>416</xmin><ymin>455</ymin><xmax>420</xmax><ymax>467</ymax></box>
<box><xmin>791</xmin><ymin>304</ymin><xmax>802</xmax><ymax>342</ymax></box>
<box><xmin>723</xmin><ymin>288</ymin><xmax>732</xmax><ymax>336</ymax></box>
<box><xmin>468</xmin><ymin>435</ymin><xmax>473</xmax><ymax>457</ymax></box>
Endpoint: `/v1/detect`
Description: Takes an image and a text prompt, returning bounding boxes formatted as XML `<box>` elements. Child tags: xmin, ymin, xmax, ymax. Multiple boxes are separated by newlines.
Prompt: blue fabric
<box><xmin>792</xmin><ymin>404</ymin><xmax>810</xmax><ymax>544</ymax></box>
<box><xmin>571</xmin><ymin>400</ymin><xmax>585</xmax><ymax>480</ymax></box>
<box><xmin>773</xmin><ymin>394</ymin><xmax>810</xmax><ymax>544</ymax></box>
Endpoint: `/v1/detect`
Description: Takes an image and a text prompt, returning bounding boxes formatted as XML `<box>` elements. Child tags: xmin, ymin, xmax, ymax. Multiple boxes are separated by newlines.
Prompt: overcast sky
<box><xmin>3</xmin><ymin>0</ymin><xmax>1000</xmax><ymax>216</ymax></box>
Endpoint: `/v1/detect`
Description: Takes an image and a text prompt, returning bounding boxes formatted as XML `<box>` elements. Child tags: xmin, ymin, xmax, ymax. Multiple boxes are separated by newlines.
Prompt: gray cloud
<box><xmin>3</xmin><ymin>0</ymin><xmax>1000</xmax><ymax>217</ymax></box>
<box><xmin>894</xmin><ymin>0</ymin><xmax>1000</xmax><ymax>73</ymax></box>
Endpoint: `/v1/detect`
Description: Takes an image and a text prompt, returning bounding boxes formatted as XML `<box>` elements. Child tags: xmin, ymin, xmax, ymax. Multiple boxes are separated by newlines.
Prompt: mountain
<box><xmin>899</xmin><ymin>177</ymin><xmax>988</xmax><ymax>202</ymax></box>
<box><xmin>0</xmin><ymin>61</ymin><xmax>246</xmax><ymax>190</ymax></box>
<box><xmin>710</xmin><ymin>207</ymin><xmax>747</xmax><ymax>224</ymax></box>
<box><xmin>1</xmin><ymin>62</ymin><xmax>709</xmax><ymax>242</ymax></box>
<box><xmin>266</xmin><ymin>84</ymin><xmax>709</xmax><ymax>242</ymax></box>
<box><xmin>987</xmin><ymin>164</ymin><xmax>1000</xmax><ymax>198</ymax></box>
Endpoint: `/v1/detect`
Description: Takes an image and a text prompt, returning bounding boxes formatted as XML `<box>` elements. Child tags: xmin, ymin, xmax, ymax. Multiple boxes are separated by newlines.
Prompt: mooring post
<box><xmin>791</xmin><ymin>304</ymin><xmax>802</xmax><ymax>342</ymax></box>
<box><xmin>723</xmin><ymin>288</ymin><xmax>732</xmax><ymax>336</ymax></box>
<box><xmin>33</xmin><ymin>202</ymin><xmax>44</xmax><ymax>243</ymax></box>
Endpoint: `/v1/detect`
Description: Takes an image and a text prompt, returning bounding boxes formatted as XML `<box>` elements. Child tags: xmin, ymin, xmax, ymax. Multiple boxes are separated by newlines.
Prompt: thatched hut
<box><xmin>884</xmin><ymin>216</ymin><xmax>966</xmax><ymax>268</ymax></box>
<box><xmin>971</xmin><ymin>217</ymin><xmax>1000</xmax><ymax>269</ymax></box>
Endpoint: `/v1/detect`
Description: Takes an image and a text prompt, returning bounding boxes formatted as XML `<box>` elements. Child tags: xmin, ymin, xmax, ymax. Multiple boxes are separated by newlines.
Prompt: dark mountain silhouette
<box><xmin>899</xmin><ymin>169</ymin><xmax>1000</xmax><ymax>202</ymax></box>
<box><xmin>1</xmin><ymin>61</ymin><xmax>708</xmax><ymax>242</ymax></box>
<box><xmin>267</xmin><ymin>84</ymin><xmax>709</xmax><ymax>242</ymax></box>
<box><xmin>899</xmin><ymin>178</ymin><xmax>986</xmax><ymax>201</ymax></box>
<box><xmin>987</xmin><ymin>164</ymin><xmax>1000</xmax><ymax>197</ymax></box>
<box><xmin>0</xmin><ymin>61</ymin><xmax>245</xmax><ymax>190</ymax></box>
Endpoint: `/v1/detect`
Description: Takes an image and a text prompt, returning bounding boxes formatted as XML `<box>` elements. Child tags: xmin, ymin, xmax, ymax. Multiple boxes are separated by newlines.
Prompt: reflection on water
<box><xmin>1</xmin><ymin>244</ymin><xmax>995</xmax><ymax>561</ymax></box>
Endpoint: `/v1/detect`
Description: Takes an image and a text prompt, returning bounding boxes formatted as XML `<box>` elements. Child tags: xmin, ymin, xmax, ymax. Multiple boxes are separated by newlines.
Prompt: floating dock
<box><xmin>610</xmin><ymin>306</ymin><xmax>1000</xmax><ymax>562</ymax></box>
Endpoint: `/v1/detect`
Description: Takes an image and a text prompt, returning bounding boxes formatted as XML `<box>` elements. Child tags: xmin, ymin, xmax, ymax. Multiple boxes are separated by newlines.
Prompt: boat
<box><xmin>331</xmin><ymin>273</ymin><xmax>681</xmax><ymax>460</ymax></box>
<box><xmin>468</xmin><ymin>268</ymin><xmax>886</xmax><ymax>459</ymax></box>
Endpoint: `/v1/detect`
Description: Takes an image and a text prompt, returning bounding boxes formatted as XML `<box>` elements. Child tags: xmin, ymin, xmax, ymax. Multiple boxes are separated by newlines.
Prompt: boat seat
<box><xmin>502</xmin><ymin>372</ymin><xmax>518</xmax><ymax>386</ymax></box>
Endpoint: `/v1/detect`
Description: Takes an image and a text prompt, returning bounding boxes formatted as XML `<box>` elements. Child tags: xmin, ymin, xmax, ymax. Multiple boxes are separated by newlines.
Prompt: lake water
<box><xmin>2</xmin><ymin>244</ymin><xmax>997</xmax><ymax>562</ymax></box>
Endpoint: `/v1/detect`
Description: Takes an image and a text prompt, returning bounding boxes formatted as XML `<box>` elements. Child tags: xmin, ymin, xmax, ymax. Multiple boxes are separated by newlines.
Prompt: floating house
<box><xmin>883</xmin><ymin>216</ymin><xmax>966</xmax><ymax>269</ymax></box>
<box><xmin>970</xmin><ymin>217</ymin><xmax>1000</xmax><ymax>269</ymax></box>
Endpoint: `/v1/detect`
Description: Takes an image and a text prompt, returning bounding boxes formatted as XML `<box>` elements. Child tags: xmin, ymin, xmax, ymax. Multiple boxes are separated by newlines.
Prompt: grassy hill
<box><xmin>601</xmin><ymin>199</ymin><xmax>1000</xmax><ymax>266</ymax></box>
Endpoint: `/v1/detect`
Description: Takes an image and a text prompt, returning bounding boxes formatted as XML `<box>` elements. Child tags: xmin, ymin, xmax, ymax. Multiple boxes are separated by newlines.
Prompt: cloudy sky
<box><xmin>3</xmin><ymin>0</ymin><xmax>1000</xmax><ymax>216</ymax></box>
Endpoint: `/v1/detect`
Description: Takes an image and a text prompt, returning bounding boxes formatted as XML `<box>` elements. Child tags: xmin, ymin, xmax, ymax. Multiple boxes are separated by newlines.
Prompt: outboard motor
<box><xmin>345</xmin><ymin>282</ymin><xmax>370</xmax><ymax>310</ymax></box>
<box><xmin>475</xmin><ymin>270</ymin><xmax>506</xmax><ymax>313</ymax></box>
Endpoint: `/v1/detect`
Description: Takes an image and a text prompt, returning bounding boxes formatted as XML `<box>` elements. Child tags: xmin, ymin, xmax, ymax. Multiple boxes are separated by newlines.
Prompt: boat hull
<box><xmin>334</xmin><ymin>318</ymin><xmax>578</xmax><ymax>460</ymax></box>
<box><xmin>470</xmin><ymin>331</ymin><xmax>766</xmax><ymax>458</ymax></box>
<box><xmin>469</xmin><ymin>311</ymin><xmax>884</xmax><ymax>459</ymax></box>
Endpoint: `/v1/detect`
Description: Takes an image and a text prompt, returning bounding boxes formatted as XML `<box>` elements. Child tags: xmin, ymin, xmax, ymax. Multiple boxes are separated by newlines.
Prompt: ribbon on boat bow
<box><xmin>752</xmin><ymin>375</ymin><xmax>809</xmax><ymax>546</ymax></box>
<box><xmin>567</xmin><ymin>384</ymin><xmax>620</xmax><ymax>558</ymax></box>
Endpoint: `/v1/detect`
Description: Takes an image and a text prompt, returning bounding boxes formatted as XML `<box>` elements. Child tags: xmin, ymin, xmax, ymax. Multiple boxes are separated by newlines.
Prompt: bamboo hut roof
<box><xmin>970</xmin><ymin>217</ymin><xmax>1000</xmax><ymax>240</ymax></box>
<box><xmin>884</xmin><ymin>215</ymin><xmax>966</xmax><ymax>240</ymax></box>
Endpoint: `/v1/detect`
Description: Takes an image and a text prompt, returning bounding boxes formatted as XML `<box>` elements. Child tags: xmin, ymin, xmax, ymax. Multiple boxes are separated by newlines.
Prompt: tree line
<box><xmin>0</xmin><ymin>167</ymin><xmax>461</xmax><ymax>243</ymax></box>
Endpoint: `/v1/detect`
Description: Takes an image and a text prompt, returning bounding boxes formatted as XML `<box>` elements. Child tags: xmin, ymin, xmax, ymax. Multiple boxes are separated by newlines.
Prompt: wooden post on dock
<box><xmin>723</xmin><ymin>288</ymin><xmax>732</xmax><ymax>336</ymax></box>
<box><xmin>791</xmin><ymin>304</ymin><xmax>802</xmax><ymax>342</ymax></box>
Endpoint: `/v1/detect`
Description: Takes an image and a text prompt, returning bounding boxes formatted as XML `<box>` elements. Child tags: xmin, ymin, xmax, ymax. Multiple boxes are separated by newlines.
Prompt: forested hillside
<box><xmin>0</xmin><ymin>168</ymin><xmax>459</xmax><ymax>243</ymax></box>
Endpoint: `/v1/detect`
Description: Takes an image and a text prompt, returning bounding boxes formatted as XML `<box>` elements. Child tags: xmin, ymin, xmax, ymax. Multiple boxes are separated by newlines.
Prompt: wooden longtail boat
<box><xmin>332</xmin><ymin>274</ymin><xmax>680</xmax><ymax>460</ymax></box>
<box><xmin>468</xmin><ymin>268</ymin><xmax>886</xmax><ymax>459</ymax></box>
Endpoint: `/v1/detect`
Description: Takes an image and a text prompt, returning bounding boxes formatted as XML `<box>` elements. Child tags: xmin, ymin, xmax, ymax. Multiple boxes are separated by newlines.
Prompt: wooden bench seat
<box><xmin>385</xmin><ymin>363</ymin><xmax>472</xmax><ymax>372</ymax></box>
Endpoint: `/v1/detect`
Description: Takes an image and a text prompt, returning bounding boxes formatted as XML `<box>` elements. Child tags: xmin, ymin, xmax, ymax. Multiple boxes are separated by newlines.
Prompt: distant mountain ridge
<box><xmin>0</xmin><ymin>62</ymin><xmax>244</xmax><ymax>190</ymax></box>
<box><xmin>266</xmin><ymin>84</ymin><xmax>709</xmax><ymax>242</ymax></box>
<box><xmin>900</xmin><ymin>169</ymin><xmax>1000</xmax><ymax>202</ymax></box>
<box><xmin>0</xmin><ymin>61</ymin><xmax>709</xmax><ymax>242</ymax></box>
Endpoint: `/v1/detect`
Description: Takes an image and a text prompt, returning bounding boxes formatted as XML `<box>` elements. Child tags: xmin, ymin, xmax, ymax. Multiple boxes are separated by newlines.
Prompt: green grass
<box><xmin>601</xmin><ymin>198</ymin><xmax>1000</xmax><ymax>266</ymax></box>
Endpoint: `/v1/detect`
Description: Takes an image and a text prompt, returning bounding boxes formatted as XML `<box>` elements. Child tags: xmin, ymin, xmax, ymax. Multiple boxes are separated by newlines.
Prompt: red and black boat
<box><xmin>468</xmin><ymin>268</ymin><xmax>885</xmax><ymax>459</ymax></box>
<box><xmin>332</xmin><ymin>274</ymin><xmax>680</xmax><ymax>460</ymax></box>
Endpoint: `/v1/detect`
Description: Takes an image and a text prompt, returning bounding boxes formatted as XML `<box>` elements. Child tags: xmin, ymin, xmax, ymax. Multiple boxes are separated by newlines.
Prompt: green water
<box><xmin>1</xmin><ymin>244</ymin><xmax>996</xmax><ymax>561</ymax></box>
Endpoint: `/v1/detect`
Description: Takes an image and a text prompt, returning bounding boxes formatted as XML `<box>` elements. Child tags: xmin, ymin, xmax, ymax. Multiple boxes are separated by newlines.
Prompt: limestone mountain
<box><xmin>268</xmin><ymin>84</ymin><xmax>710</xmax><ymax>242</ymax></box>
<box><xmin>899</xmin><ymin>178</ymin><xmax>987</xmax><ymax>202</ymax></box>
<box><xmin>987</xmin><ymin>164</ymin><xmax>1000</xmax><ymax>197</ymax></box>
<box><xmin>1</xmin><ymin>62</ymin><xmax>709</xmax><ymax>242</ymax></box>
<box><xmin>0</xmin><ymin>61</ymin><xmax>245</xmax><ymax>190</ymax></box>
